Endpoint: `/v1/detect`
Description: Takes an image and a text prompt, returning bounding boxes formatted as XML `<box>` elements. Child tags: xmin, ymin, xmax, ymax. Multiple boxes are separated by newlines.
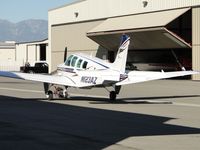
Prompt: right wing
<box><xmin>0</xmin><ymin>71</ymin><xmax>77</xmax><ymax>87</ymax></box>
<box><xmin>116</xmin><ymin>70</ymin><xmax>199</xmax><ymax>86</ymax></box>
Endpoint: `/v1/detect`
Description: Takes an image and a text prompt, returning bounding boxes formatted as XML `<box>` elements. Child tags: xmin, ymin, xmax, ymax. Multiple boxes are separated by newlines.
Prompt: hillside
<box><xmin>0</xmin><ymin>19</ymin><xmax>48</xmax><ymax>42</ymax></box>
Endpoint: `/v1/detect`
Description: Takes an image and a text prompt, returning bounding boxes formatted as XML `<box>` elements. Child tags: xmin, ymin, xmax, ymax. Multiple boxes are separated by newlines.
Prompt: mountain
<box><xmin>0</xmin><ymin>19</ymin><xmax>48</xmax><ymax>42</ymax></box>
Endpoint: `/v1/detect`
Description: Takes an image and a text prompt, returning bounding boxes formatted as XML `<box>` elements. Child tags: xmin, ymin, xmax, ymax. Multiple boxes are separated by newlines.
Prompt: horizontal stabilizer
<box><xmin>116</xmin><ymin>70</ymin><xmax>199</xmax><ymax>86</ymax></box>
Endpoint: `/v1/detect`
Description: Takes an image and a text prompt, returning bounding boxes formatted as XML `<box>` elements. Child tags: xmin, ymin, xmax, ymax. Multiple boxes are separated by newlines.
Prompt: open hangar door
<box><xmin>87</xmin><ymin>8</ymin><xmax>192</xmax><ymax>76</ymax></box>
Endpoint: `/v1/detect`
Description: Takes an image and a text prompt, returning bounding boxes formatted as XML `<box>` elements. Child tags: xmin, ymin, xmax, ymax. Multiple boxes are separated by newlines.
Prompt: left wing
<box><xmin>116</xmin><ymin>70</ymin><xmax>199</xmax><ymax>86</ymax></box>
<box><xmin>0</xmin><ymin>71</ymin><xmax>76</xmax><ymax>87</ymax></box>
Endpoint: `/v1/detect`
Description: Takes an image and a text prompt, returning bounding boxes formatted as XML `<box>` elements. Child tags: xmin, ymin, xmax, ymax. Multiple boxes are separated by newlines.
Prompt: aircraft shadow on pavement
<box><xmin>0</xmin><ymin>95</ymin><xmax>200</xmax><ymax>150</ymax></box>
<box><xmin>67</xmin><ymin>95</ymin><xmax>200</xmax><ymax>105</ymax></box>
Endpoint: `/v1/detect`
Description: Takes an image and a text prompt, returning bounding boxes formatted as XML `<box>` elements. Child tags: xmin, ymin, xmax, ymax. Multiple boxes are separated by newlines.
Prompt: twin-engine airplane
<box><xmin>0</xmin><ymin>34</ymin><xmax>199</xmax><ymax>101</ymax></box>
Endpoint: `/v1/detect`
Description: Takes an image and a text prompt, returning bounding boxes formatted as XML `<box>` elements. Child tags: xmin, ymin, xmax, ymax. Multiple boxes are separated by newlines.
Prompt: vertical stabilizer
<box><xmin>112</xmin><ymin>34</ymin><xmax>130</xmax><ymax>73</ymax></box>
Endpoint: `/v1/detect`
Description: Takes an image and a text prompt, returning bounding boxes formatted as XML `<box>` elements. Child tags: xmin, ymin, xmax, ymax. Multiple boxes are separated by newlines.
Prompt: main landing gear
<box><xmin>43</xmin><ymin>83</ymin><xmax>69</xmax><ymax>100</ymax></box>
<box><xmin>109</xmin><ymin>85</ymin><xmax>121</xmax><ymax>101</ymax></box>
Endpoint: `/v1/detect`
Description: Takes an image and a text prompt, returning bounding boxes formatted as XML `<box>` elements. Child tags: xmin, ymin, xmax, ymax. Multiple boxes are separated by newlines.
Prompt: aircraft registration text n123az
<box><xmin>81</xmin><ymin>76</ymin><xmax>98</xmax><ymax>84</ymax></box>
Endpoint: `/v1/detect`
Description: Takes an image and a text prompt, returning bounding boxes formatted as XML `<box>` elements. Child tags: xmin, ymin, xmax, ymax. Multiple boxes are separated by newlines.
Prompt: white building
<box><xmin>0</xmin><ymin>39</ymin><xmax>48</xmax><ymax>71</ymax></box>
<box><xmin>0</xmin><ymin>41</ymin><xmax>16</xmax><ymax>61</ymax></box>
<box><xmin>0</xmin><ymin>41</ymin><xmax>18</xmax><ymax>71</ymax></box>
<box><xmin>16</xmin><ymin>39</ymin><xmax>48</xmax><ymax>66</ymax></box>
<box><xmin>48</xmin><ymin>0</ymin><xmax>200</xmax><ymax>79</ymax></box>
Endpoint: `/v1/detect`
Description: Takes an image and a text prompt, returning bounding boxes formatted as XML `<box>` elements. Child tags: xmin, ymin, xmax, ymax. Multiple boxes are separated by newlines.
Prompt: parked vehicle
<box><xmin>20</xmin><ymin>61</ymin><xmax>48</xmax><ymax>73</ymax></box>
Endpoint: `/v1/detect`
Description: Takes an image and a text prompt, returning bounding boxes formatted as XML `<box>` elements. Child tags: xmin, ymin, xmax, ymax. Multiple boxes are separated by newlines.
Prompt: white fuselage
<box><xmin>56</xmin><ymin>54</ymin><xmax>123</xmax><ymax>88</ymax></box>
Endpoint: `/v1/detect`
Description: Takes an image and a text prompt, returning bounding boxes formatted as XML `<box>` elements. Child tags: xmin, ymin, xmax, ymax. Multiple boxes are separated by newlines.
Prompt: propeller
<box><xmin>64</xmin><ymin>47</ymin><xmax>67</xmax><ymax>62</ymax></box>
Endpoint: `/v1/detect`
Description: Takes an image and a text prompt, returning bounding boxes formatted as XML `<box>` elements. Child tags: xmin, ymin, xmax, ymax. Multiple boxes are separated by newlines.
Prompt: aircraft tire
<box><xmin>109</xmin><ymin>91</ymin><xmax>116</xmax><ymax>101</ymax></box>
<box><xmin>47</xmin><ymin>91</ymin><xmax>53</xmax><ymax>100</ymax></box>
<box><xmin>28</xmin><ymin>70</ymin><xmax>34</xmax><ymax>74</ymax></box>
<box><xmin>63</xmin><ymin>89</ymin><xmax>69</xmax><ymax>99</ymax></box>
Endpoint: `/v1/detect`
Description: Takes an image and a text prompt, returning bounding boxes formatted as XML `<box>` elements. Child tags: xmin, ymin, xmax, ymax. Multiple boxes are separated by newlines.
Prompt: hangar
<box><xmin>0</xmin><ymin>41</ymin><xmax>16</xmax><ymax>61</ymax></box>
<box><xmin>48</xmin><ymin>0</ymin><xmax>200</xmax><ymax>80</ymax></box>
<box><xmin>0</xmin><ymin>41</ymin><xmax>18</xmax><ymax>71</ymax></box>
<box><xmin>16</xmin><ymin>39</ymin><xmax>48</xmax><ymax>66</ymax></box>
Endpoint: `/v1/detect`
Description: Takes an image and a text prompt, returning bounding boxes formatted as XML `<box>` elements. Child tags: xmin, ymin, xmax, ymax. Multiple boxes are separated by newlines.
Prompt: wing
<box><xmin>0</xmin><ymin>71</ymin><xmax>76</xmax><ymax>87</ymax></box>
<box><xmin>116</xmin><ymin>70</ymin><xmax>199</xmax><ymax>86</ymax></box>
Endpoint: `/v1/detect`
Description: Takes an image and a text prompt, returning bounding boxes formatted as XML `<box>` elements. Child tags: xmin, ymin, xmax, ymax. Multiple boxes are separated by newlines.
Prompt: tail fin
<box><xmin>112</xmin><ymin>34</ymin><xmax>130</xmax><ymax>73</ymax></box>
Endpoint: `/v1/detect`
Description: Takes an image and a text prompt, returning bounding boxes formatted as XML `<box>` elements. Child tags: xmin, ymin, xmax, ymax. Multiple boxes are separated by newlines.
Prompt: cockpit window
<box><xmin>77</xmin><ymin>59</ymin><xmax>83</xmax><ymax>68</ymax></box>
<box><xmin>65</xmin><ymin>55</ymin><xmax>73</xmax><ymax>66</ymax></box>
<box><xmin>71</xmin><ymin>56</ymin><xmax>78</xmax><ymax>67</ymax></box>
<box><xmin>65</xmin><ymin>55</ymin><xmax>88</xmax><ymax>69</ymax></box>
<box><xmin>82</xmin><ymin>61</ymin><xmax>88</xmax><ymax>69</ymax></box>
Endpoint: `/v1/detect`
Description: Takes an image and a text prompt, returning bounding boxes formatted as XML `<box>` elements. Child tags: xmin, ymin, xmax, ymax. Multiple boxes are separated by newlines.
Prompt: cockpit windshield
<box><xmin>64</xmin><ymin>55</ymin><xmax>88</xmax><ymax>69</ymax></box>
<box><xmin>71</xmin><ymin>56</ymin><xmax>78</xmax><ymax>67</ymax></box>
<box><xmin>77</xmin><ymin>59</ymin><xmax>83</xmax><ymax>68</ymax></box>
<box><xmin>65</xmin><ymin>55</ymin><xmax>73</xmax><ymax>66</ymax></box>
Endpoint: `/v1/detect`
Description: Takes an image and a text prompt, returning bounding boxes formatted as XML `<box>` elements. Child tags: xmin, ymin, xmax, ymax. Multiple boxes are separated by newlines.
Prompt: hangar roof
<box><xmin>0</xmin><ymin>42</ymin><xmax>16</xmax><ymax>49</ymax></box>
<box><xmin>16</xmin><ymin>39</ymin><xmax>48</xmax><ymax>46</ymax></box>
<box><xmin>49</xmin><ymin>0</ymin><xmax>86</xmax><ymax>11</ymax></box>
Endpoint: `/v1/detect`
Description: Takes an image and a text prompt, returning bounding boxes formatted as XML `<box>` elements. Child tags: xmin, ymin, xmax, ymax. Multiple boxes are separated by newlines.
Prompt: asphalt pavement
<box><xmin>0</xmin><ymin>77</ymin><xmax>200</xmax><ymax>150</ymax></box>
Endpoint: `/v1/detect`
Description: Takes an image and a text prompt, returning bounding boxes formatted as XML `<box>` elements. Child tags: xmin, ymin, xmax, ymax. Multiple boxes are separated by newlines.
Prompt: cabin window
<box><xmin>65</xmin><ymin>55</ymin><xmax>73</xmax><ymax>66</ymax></box>
<box><xmin>82</xmin><ymin>61</ymin><xmax>88</xmax><ymax>69</ymax></box>
<box><xmin>77</xmin><ymin>59</ymin><xmax>83</xmax><ymax>68</ymax></box>
<box><xmin>71</xmin><ymin>56</ymin><xmax>78</xmax><ymax>67</ymax></box>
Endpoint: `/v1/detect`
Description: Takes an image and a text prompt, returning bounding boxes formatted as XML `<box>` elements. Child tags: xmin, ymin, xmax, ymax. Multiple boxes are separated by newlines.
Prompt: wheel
<box><xmin>64</xmin><ymin>91</ymin><xmax>69</xmax><ymax>99</ymax></box>
<box><xmin>109</xmin><ymin>91</ymin><xmax>116</xmax><ymax>101</ymax></box>
<box><xmin>46</xmin><ymin>91</ymin><xmax>53</xmax><ymax>100</ymax></box>
<box><xmin>28</xmin><ymin>70</ymin><xmax>34</xmax><ymax>74</ymax></box>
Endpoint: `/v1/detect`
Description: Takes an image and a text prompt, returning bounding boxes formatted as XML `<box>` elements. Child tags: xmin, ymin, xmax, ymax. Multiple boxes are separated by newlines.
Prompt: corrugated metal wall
<box><xmin>50</xmin><ymin>20</ymin><xmax>106</xmax><ymax>71</ymax></box>
<box><xmin>49</xmin><ymin>0</ymin><xmax>200</xmax><ymax>26</ymax></box>
<box><xmin>192</xmin><ymin>7</ymin><xmax>200</xmax><ymax>80</ymax></box>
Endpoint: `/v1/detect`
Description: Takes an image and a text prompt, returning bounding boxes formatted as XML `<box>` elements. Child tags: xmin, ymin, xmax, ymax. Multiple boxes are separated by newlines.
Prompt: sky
<box><xmin>0</xmin><ymin>0</ymin><xmax>76</xmax><ymax>23</ymax></box>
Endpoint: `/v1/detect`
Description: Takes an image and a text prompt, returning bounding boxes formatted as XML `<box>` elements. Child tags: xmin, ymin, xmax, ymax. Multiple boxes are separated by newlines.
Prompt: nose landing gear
<box><xmin>46</xmin><ymin>90</ymin><xmax>53</xmax><ymax>100</ymax></box>
<box><xmin>44</xmin><ymin>83</ymin><xmax>69</xmax><ymax>100</ymax></box>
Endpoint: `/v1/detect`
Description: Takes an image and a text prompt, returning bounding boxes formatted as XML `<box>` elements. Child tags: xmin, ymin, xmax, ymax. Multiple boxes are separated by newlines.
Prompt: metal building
<box><xmin>48</xmin><ymin>0</ymin><xmax>200</xmax><ymax>79</ymax></box>
<box><xmin>0</xmin><ymin>41</ymin><xmax>16</xmax><ymax>61</ymax></box>
<box><xmin>16</xmin><ymin>39</ymin><xmax>48</xmax><ymax>66</ymax></box>
<box><xmin>0</xmin><ymin>41</ymin><xmax>18</xmax><ymax>71</ymax></box>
